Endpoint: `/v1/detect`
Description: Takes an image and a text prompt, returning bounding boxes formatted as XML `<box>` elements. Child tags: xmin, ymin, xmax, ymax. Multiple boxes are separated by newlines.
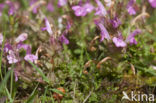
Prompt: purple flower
<box><xmin>5</xmin><ymin>1</ymin><xmax>17</xmax><ymax>15</ymax></box>
<box><xmin>126</xmin><ymin>29</ymin><xmax>141</xmax><ymax>45</ymax></box>
<box><xmin>113</xmin><ymin>32</ymin><xmax>127</xmax><ymax>47</ymax></box>
<box><xmin>83</xmin><ymin>3</ymin><xmax>94</xmax><ymax>13</ymax></box>
<box><xmin>15</xmin><ymin>33</ymin><xmax>28</xmax><ymax>43</ymax></box>
<box><xmin>29</xmin><ymin>0</ymin><xmax>46</xmax><ymax>13</ymax></box>
<box><xmin>72</xmin><ymin>5</ymin><xmax>87</xmax><ymax>16</ymax></box>
<box><xmin>58</xmin><ymin>0</ymin><xmax>67</xmax><ymax>7</ymax></box>
<box><xmin>41</xmin><ymin>18</ymin><xmax>53</xmax><ymax>35</ymax></box>
<box><xmin>127</xmin><ymin>6</ymin><xmax>136</xmax><ymax>15</ymax></box>
<box><xmin>127</xmin><ymin>0</ymin><xmax>136</xmax><ymax>15</ymax></box>
<box><xmin>95</xmin><ymin>0</ymin><xmax>107</xmax><ymax>16</ymax></box>
<box><xmin>66</xmin><ymin>21</ymin><xmax>72</xmax><ymax>30</ymax></box>
<box><xmin>110</xmin><ymin>17</ymin><xmax>121</xmax><ymax>28</ymax></box>
<box><xmin>4</xmin><ymin>43</ymin><xmax>12</xmax><ymax>53</ymax></box>
<box><xmin>24</xmin><ymin>54</ymin><xmax>38</xmax><ymax>63</ymax></box>
<box><xmin>72</xmin><ymin>3</ymin><xmax>94</xmax><ymax>16</ymax></box>
<box><xmin>113</xmin><ymin>37</ymin><xmax>126</xmax><ymax>47</ymax></box>
<box><xmin>29</xmin><ymin>0</ymin><xmax>40</xmax><ymax>14</ymax></box>
<box><xmin>148</xmin><ymin>0</ymin><xmax>156</xmax><ymax>8</ymax></box>
<box><xmin>17</xmin><ymin>42</ymin><xmax>31</xmax><ymax>54</ymax></box>
<box><xmin>33</xmin><ymin>6</ymin><xmax>39</xmax><ymax>14</ymax></box>
<box><xmin>7</xmin><ymin>50</ymin><xmax>19</xmax><ymax>64</ymax></box>
<box><xmin>47</xmin><ymin>2</ymin><xmax>54</xmax><ymax>12</ymax></box>
<box><xmin>59</xmin><ymin>35</ymin><xmax>69</xmax><ymax>44</ymax></box>
<box><xmin>94</xmin><ymin>19</ymin><xmax>110</xmax><ymax>41</ymax></box>
<box><xmin>0</xmin><ymin>33</ymin><xmax>3</xmax><ymax>45</ymax></box>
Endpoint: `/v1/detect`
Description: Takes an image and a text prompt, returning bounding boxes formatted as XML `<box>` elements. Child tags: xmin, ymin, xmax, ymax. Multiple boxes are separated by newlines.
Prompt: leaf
<box><xmin>74</xmin><ymin>49</ymin><xmax>81</xmax><ymax>54</ymax></box>
<box><xmin>0</xmin><ymin>70</ymin><xmax>12</xmax><ymax>93</ymax></box>
<box><xmin>5</xmin><ymin>87</ymin><xmax>13</xmax><ymax>103</ymax></box>
<box><xmin>136</xmin><ymin>65</ymin><xmax>156</xmax><ymax>76</ymax></box>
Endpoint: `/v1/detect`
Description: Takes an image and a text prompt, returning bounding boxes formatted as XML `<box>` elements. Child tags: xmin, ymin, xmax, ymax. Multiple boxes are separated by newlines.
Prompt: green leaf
<box><xmin>0</xmin><ymin>70</ymin><xmax>12</xmax><ymax>93</ymax></box>
<box><xmin>74</xmin><ymin>49</ymin><xmax>82</xmax><ymax>54</ymax></box>
<box><xmin>5</xmin><ymin>87</ymin><xmax>13</xmax><ymax>103</ymax></box>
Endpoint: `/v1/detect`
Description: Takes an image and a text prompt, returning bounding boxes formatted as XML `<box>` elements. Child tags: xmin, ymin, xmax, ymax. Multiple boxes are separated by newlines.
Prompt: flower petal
<box><xmin>58</xmin><ymin>0</ymin><xmax>67</xmax><ymax>7</ymax></box>
<box><xmin>95</xmin><ymin>0</ymin><xmax>107</xmax><ymax>16</ymax></box>
<box><xmin>148</xmin><ymin>0</ymin><xmax>156</xmax><ymax>8</ymax></box>
<box><xmin>15</xmin><ymin>33</ymin><xmax>28</xmax><ymax>43</ymax></box>
<box><xmin>113</xmin><ymin>37</ymin><xmax>126</xmax><ymax>47</ymax></box>
<box><xmin>24</xmin><ymin>54</ymin><xmax>38</xmax><ymax>63</ymax></box>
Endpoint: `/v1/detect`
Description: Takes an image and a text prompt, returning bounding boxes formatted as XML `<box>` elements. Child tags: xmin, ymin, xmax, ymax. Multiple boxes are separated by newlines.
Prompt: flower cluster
<box><xmin>0</xmin><ymin>0</ymin><xmax>19</xmax><ymax>16</ymax></box>
<box><xmin>113</xmin><ymin>30</ymin><xmax>142</xmax><ymax>48</ymax></box>
<box><xmin>0</xmin><ymin>33</ymin><xmax>38</xmax><ymax>64</ymax></box>
<box><xmin>1</xmin><ymin>0</ymin><xmax>154</xmax><ymax>49</ymax></box>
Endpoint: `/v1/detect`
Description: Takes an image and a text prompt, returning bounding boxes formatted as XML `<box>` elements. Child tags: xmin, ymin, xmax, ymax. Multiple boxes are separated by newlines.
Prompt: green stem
<box><xmin>10</xmin><ymin>69</ymin><xmax>13</xmax><ymax>97</ymax></box>
<box><xmin>0</xmin><ymin>32</ymin><xmax>6</xmax><ymax>80</ymax></box>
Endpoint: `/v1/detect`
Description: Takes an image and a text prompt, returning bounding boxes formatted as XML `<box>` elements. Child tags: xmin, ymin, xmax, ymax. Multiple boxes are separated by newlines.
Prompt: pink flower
<box><xmin>148</xmin><ymin>0</ymin><xmax>156</xmax><ymax>8</ymax></box>
<box><xmin>59</xmin><ymin>35</ymin><xmax>69</xmax><ymax>44</ymax></box>
<box><xmin>72</xmin><ymin>5</ymin><xmax>87</xmax><ymax>16</ymax></box>
<box><xmin>17</xmin><ymin>42</ymin><xmax>31</xmax><ymax>54</ymax></box>
<box><xmin>126</xmin><ymin>29</ymin><xmax>142</xmax><ymax>45</ymax></box>
<box><xmin>72</xmin><ymin>3</ymin><xmax>94</xmax><ymax>16</ymax></box>
<box><xmin>94</xmin><ymin>19</ymin><xmax>110</xmax><ymax>41</ymax></box>
<box><xmin>112</xmin><ymin>32</ymin><xmax>127</xmax><ymax>47</ymax></box>
<box><xmin>5</xmin><ymin>1</ymin><xmax>19</xmax><ymax>15</ymax></box>
<box><xmin>7</xmin><ymin>50</ymin><xmax>19</xmax><ymax>64</ymax></box>
<box><xmin>15</xmin><ymin>33</ymin><xmax>28</xmax><ymax>43</ymax></box>
<box><xmin>58</xmin><ymin>0</ymin><xmax>67</xmax><ymax>7</ymax></box>
<box><xmin>83</xmin><ymin>3</ymin><xmax>94</xmax><ymax>13</ymax></box>
<box><xmin>41</xmin><ymin>18</ymin><xmax>53</xmax><ymax>35</ymax></box>
<box><xmin>95</xmin><ymin>0</ymin><xmax>107</xmax><ymax>16</ymax></box>
<box><xmin>113</xmin><ymin>37</ymin><xmax>126</xmax><ymax>47</ymax></box>
<box><xmin>4</xmin><ymin>43</ymin><xmax>12</xmax><ymax>53</ymax></box>
<box><xmin>127</xmin><ymin>0</ymin><xmax>136</xmax><ymax>15</ymax></box>
<box><xmin>29</xmin><ymin>0</ymin><xmax>39</xmax><ymax>14</ymax></box>
<box><xmin>110</xmin><ymin>17</ymin><xmax>121</xmax><ymax>28</ymax></box>
<box><xmin>47</xmin><ymin>2</ymin><xmax>54</xmax><ymax>12</ymax></box>
<box><xmin>24</xmin><ymin>54</ymin><xmax>38</xmax><ymax>63</ymax></box>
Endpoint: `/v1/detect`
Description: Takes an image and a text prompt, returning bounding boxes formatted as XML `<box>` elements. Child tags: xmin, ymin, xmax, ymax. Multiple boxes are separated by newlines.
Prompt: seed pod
<box><xmin>53</xmin><ymin>87</ymin><xmax>65</xmax><ymax>100</ymax></box>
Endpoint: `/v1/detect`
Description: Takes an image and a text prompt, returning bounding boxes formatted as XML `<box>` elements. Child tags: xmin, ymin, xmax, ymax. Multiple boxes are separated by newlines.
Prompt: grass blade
<box><xmin>25</xmin><ymin>83</ymin><xmax>39</xmax><ymax>103</ymax></box>
<box><xmin>29</xmin><ymin>62</ymin><xmax>50</xmax><ymax>83</ymax></box>
<box><xmin>0</xmin><ymin>70</ymin><xmax>12</xmax><ymax>93</ymax></box>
